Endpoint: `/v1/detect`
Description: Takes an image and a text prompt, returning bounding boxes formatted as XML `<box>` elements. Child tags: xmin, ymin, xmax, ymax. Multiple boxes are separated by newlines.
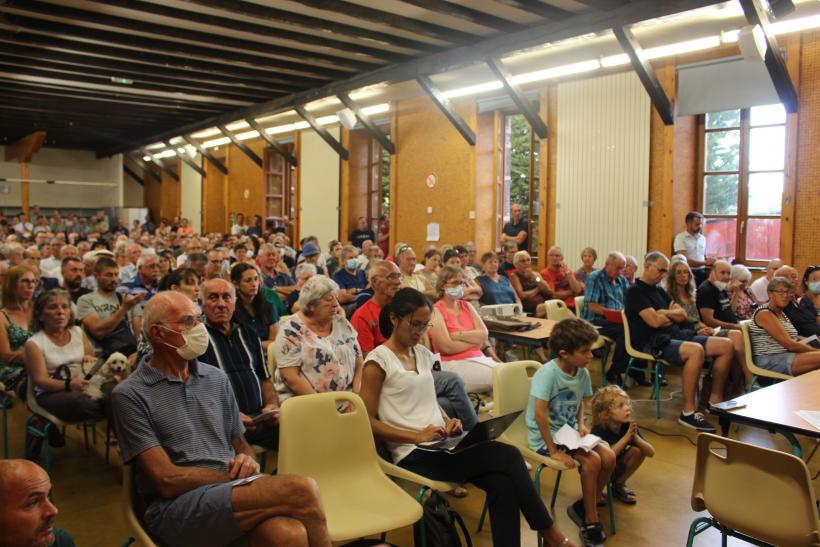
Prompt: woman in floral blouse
<box><xmin>273</xmin><ymin>276</ymin><xmax>362</xmax><ymax>409</ymax></box>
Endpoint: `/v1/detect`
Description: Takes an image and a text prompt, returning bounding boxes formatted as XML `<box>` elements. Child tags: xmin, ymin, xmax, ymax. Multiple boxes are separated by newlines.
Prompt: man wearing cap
<box><xmin>299</xmin><ymin>242</ymin><xmax>325</xmax><ymax>275</ymax></box>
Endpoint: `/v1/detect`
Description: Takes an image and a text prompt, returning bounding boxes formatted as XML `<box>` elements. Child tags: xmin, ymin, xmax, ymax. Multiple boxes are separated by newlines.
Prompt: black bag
<box><xmin>94</xmin><ymin>294</ymin><xmax>137</xmax><ymax>357</ymax></box>
<box><xmin>413</xmin><ymin>491</ymin><xmax>472</xmax><ymax>547</ymax></box>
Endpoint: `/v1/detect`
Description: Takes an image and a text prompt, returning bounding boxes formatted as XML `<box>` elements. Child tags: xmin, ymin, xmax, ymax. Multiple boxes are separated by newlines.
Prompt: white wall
<box><xmin>122</xmin><ymin>156</ymin><xmax>145</xmax><ymax>208</ymax></box>
<box><xmin>299</xmin><ymin>128</ymin><xmax>340</xmax><ymax>245</ymax></box>
<box><xmin>180</xmin><ymin>157</ymin><xmax>203</xmax><ymax>234</ymax></box>
<box><xmin>556</xmin><ymin>72</ymin><xmax>650</xmax><ymax>266</ymax></box>
<box><xmin>0</xmin><ymin>146</ymin><xmax>123</xmax><ymax>210</ymax></box>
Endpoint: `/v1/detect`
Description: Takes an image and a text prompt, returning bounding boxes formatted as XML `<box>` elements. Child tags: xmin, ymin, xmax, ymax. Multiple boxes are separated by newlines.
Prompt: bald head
<box><xmin>143</xmin><ymin>291</ymin><xmax>195</xmax><ymax>338</ymax></box>
<box><xmin>369</xmin><ymin>259</ymin><xmax>401</xmax><ymax>301</ymax></box>
<box><xmin>0</xmin><ymin>459</ymin><xmax>44</xmax><ymax>500</ymax></box>
<box><xmin>767</xmin><ymin>258</ymin><xmax>785</xmax><ymax>279</ymax></box>
<box><xmin>775</xmin><ymin>265</ymin><xmax>799</xmax><ymax>291</ymax></box>
<box><xmin>0</xmin><ymin>460</ymin><xmax>58</xmax><ymax>547</ymax></box>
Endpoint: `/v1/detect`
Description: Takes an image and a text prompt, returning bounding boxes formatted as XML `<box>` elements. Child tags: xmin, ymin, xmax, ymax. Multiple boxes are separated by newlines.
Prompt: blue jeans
<box><xmin>434</xmin><ymin>370</ymin><xmax>478</xmax><ymax>431</ymax></box>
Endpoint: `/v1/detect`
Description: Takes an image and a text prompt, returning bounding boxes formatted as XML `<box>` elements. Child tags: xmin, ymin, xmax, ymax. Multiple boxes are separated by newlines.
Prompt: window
<box><xmin>699</xmin><ymin>103</ymin><xmax>786</xmax><ymax>264</ymax></box>
<box><xmin>499</xmin><ymin>113</ymin><xmax>540</xmax><ymax>256</ymax></box>
<box><xmin>366</xmin><ymin>136</ymin><xmax>390</xmax><ymax>229</ymax></box>
<box><xmin>263</xmin><ymin>145</ymin><xmax>296</xmax><ymax>238</ymax></box>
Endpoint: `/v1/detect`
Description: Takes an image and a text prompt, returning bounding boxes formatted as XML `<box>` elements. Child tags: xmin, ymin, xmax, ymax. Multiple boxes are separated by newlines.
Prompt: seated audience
<box><xmin>297</xmin><ymin>239</ymin><xmax>326</xmax><ymax>275</ymax></box>
<box><xmin>204</xmin><ymin>250</ymin><xmax>224</xmax><ymax>281</ymax></box>
<box><xmin>666</xmin><ymin>261</ymin><xmax>710</xmax><ymax>333</ymax></box>
<box><xmin>750</xmin><ymin>258</ymin><xmax>784</xmax><ymax>305</ymax></box>
<box><xmin>25</xmin><ymin>290</ymin><xmax>112</xmax><ymax>457</ymax></box>
<box><xmin>396</xmin><ymin>245</ymin><xmax>435</xmax><ymax>300</ymax></box>
<box><xmin>200</xmin><ymin>279</ymin><xmax>279</xmax><ymax>449</ymax></box>
<box><xmin>332</xmin><ymin>245</ymin><xmax>368</xmax><ymax>305</ymax></box>
<box><xmin>748</xmin><ymin>277</ymin><xmax>820</xmax><ymax>376</ymax></box>
<box><xmin>359</xmin><ymin>288</ymin><xmax>575</xmax><ymax>547</ymax></box>
<box><xmin>257</xmin><ymin>244</ymin><xmax>296</xmax><ymax>303</ymax></box>
<box><xmin>122</xmin><ymin>254</ymin><xmax>161</xmax><ymax>301</ymax></box>
<box><xmin>779</xmin><ymin>265</ymin><xmax>820</xmax><ymax>345</ymax></box>
<box><xmin>113</xmin><ymin>292</ymin><xmax>330</xmax><ymax>547</ymax></box>
<box><xmin>0</xmin><ymin>265</ymin><xmax>35</xmax><ymax>394</ymax></box>
<box><xmin>625</xmin><ymin>252</ymin><xmax>734</xmax><ymax>431</ymax></box>
<box><xmin>324</xmin><ymin>240</ymin><xmax>342</xmax><ymax>277</ymax></box>
<box><xmin>419</xmin><ymin>248</ymin><xmax>441</xmax><ymax>288</ymax></box>
<box><xmin>508</xmin><ymin>251</ymin><xmax>552</xmax><ymax>317</ymax></box>
<box><xmin>60</xmin><ymin>257</ymin><xmax>91</xmax><ymax>305</ymax></box>
<box><xmin>623</xmin><ymin>255</ymin><xmax>638</xmax><ymax>285</ymax></box>
<box><xmin>230</xmin><ymin>264</ymin><xmax>279</xmax><ymax>351</ymax></box>
<box><xmin>273</xmin><ymin>276</ymin><xmax>363</xmax><ymax>408</ymax></box>
<box><xmin>429</xmin><ymin>266</ymin><xmax>499</xmax><ymax>393</ymax></box>
<box><xmin>728</xmin><ymin>264</ymin><xmax>757</xmax><ymax>321</ymax></box>
<box><xmin>351</xmin><ymin>261</ymin><xmax>477</xmax><ymax>431</ymax></box>
<box><xmin>442</xmin><ymin>248</ymin><xmax>482</xmax><ymax>301</ymax></box>
<box><xmin>459</xmin><ymin>243</ymin><xmax>482</xmax><ymax>279</ymax></box>
<box><xmin>575</xmin><ymin>247</ymin><xmax>598</xmax><ymax>287</ymax></box>
<box><xmin>0</xmin><ymin>459</ymin><xmax>77</xmax><ymax>547</ymax></box>
<box><xmin>499</xmin><ymin>240</ymin><xmax>518</xmax><ymax>277</ymax></box>
<box><xmin>476</xmin><ymin>251</ymin><xmax>520</xmax><ymax>306</ymax></box>
<box><xmin>796</xmin><ymin>265</ymin><xmax>820</xmax><ymax>341</ymax></box>
<box><xmin>157</xmin><ymin>268</ymin><xmax>200</xmax><ymax>304</ymax></box>
<box><xmin>526</xmin><ymin>318</ymin><xmax>614</xmax><ymax>545</ymax></box>
<box><xmin>540</xmin><ymin>246</ymin><xmax>584</xmax><ymax>308</ymax></box>
<box><xmin>286</xmin><ymin>263</ymin><xmax>317</xmax><ymax>313</ymax></box>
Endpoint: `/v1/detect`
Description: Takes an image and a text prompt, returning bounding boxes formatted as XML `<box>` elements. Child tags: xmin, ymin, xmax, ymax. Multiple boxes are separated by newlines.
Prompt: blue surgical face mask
<box><xmin>346</xmin><ymin>259</ymin><xmax>359</xmax><ymax>270</ymax></box>
<box><xmin>809</xmin><ymin>281</ymin><xmax>820</xmax><ymax>294</ymax></box>
<box><xmin>445</xmin><ymin>286</ymin><xmax>464</xmax><ymax>299</ymax></box>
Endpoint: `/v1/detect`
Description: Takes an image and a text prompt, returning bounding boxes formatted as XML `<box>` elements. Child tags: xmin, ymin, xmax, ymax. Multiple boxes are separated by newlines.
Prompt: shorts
<box><xmin>754</xmin><ymin>352</ymin><xmax>795</xmax><ymax>375</ymax></box>
<box><xmin>647</xmin><ymin>336</ymin><xmax>710</xmax><ymax>365</ymax></box>
<box><xmin>145</xmin><ymin>480</ymin><xmax>249</xmax><ymax>547</ymax></box>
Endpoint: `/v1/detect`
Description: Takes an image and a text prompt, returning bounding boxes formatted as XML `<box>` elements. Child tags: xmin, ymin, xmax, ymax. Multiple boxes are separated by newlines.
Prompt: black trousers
<box><xmin>399</xmin><ymin>441</ymin><xmax>553</xmax><ymax>546</ymax></box>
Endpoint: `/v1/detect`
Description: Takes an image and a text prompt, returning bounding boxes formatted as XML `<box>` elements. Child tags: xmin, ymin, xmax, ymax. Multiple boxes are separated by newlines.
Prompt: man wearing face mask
<box><xmin>332</xmin><ymin>245</ymin><xmax>368</xmax><ymax>305</ymax></box>
<box><xmin>112</xmin><ymin>291</ymin><xmax>331</xmax><ymax>547</ymax></box>
<box><xmin>696</xmin><ymin>260</ymin><xmax>740</xmax><ymax>332</ymax></box>
<box><xmin>199</xmin><ymin>279</ymin><xmax>279</xmax><ymax>450</ymax></box>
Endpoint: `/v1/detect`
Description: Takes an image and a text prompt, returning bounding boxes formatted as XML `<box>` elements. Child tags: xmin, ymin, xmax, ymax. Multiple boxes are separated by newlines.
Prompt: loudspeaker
<box><xmin>337</xmin><ymin>108</ymin><xmax>357</xmax><ymax>130</ymax></box>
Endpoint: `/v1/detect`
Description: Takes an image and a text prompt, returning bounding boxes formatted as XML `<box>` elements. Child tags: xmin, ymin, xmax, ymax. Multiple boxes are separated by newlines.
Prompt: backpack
<box><xmin>413</xmin><ymin>491</ymin><xmax>472</xmax><ymax>547</ymax></box>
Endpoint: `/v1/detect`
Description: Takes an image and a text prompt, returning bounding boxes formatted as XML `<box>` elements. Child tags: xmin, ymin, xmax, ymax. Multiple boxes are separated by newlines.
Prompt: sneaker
<box><xmin>566</xmin><ymin>499</ymin><xmax>586</xmax><ymax>528</ymax></box>
<box><xmin>579</xmin><ymin>522</ymin><xmax>606</xmax><ymax>546</ymax></box>
<box><xmin>678</xmin><ymin>412</ymin><xmax>716</xmax><ymax>432</ymax></box>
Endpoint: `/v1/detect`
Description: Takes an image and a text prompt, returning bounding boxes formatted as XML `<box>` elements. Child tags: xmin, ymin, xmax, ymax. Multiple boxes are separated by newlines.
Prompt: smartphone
<box><xmin>251</xmin><ymin>409</ymin><xmax>280</xmax><ymax>424</ymax></box>
<box><xmin>712</xmin><ymin>400</ymin><xmax>747</xmax><ymax>411</ymax></box>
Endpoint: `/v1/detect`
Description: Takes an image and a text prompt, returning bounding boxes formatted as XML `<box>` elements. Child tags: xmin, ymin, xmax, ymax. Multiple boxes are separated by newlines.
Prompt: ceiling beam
<box><xmin>337</xmin><ymin>92</ymin><xmax>395</xmax><ymax>155</ymax></box>
<box><xmin>738</xmin><ymin>0</ymin><xmax>798</xmax><ymax>113</ymax></box>
<box><xmin>416</xmin><ymin>75</ymin><xmax>476</xmax><ymax>146</ymax></box>
<box><xmin>217</xmin><ymin>125</ymin><xmax>262</xmax><ymax>168</ymax></box>
<box><xmin>398</xmin><ymin>0</ymin><xmax>523</xmax><ymax>32</ymax></box>
<box><xmin>4</xmin><ymin>131</ymin><xmax>46</xmax><ymax>162</ymax></box>
<box><xmin>163</xmin><ymin>140</ymin><xmax>207</xmax><ymax>178</ymax></box>
<box><xmin>143</xmin><ymin>149</ymin><xmax>180</xmax><ymax>181</ymax></box>
<box><xmin>613</xmin><ymin>26</ymin><xmax>675</xmax><ymax>125</ymax></box>
<box><xmin>102</xmin><ymin>0</ymin><xmax>720</xmax><ymax>156</ymax></box>
<box><xmin>182</xmin><ymin>135</ymin><xmax>228</xmax><ymax>175</ymax></box>
<box><xmin>123</xmin><ymin>164</ymin><xmax>144</xmax><ymax>187</ymax></box>
<box><xmin>573</xmin><ymin>0</ymin><xmax>630</xmax><ymax>10</ymax></box>
<box><xmin>294</xmin><ymin>106</ymin><xmax>349</xmax><ymax>161</ymax></box>
<box><xmin>0</xmin><ymin>1</ymin><xmax>373</xmax><ymax>72</ymax></box>
<box><xmin>493</xmin><ymin>0</ymin><xmax>573</xmax><ymax>20</ymax></box>
<box><xmin>486</xmin><ymin>56</ymin><xmax>548</xmax><ymax>138</ymax></box>
<box><xmin>244</xmin><ymin>118</ymin><xmax>298</xmax><ymax>167</ymax></box>
<box><xmin>128</xmin><ymin>153</ymin><xmax>161</xmax><ymax>182</ymax></box>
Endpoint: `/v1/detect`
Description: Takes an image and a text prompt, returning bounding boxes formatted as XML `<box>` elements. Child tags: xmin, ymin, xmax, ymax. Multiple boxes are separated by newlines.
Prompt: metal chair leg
<box><xmin>549</xmin><ymin>470</ymin><xmax>562</xmax><ymax>508</ymax></box>
<box><xmin>477</xmin><ymin>498</ymin><xmax>489</xmax><ymax>532</ymax></box>
<box><xmin>606</xmin><ymin>482</ymin><xmax>616</xmax><ymax>535</ymax></box>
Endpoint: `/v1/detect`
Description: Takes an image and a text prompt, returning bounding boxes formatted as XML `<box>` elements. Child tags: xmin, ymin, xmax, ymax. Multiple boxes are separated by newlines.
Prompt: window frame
<box><xmin>499</xmin><ymin>110</ymin><xmax>540</xmax><ymax>258</ymax></box>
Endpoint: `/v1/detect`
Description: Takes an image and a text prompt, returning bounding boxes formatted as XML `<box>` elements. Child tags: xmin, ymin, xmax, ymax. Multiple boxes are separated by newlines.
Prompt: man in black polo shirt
<box><xmin>500</xmin><ymin>204</ymin><xmax>528</xmax><ymax>251</ymax></box>
<box><xmin>624</xmin><ymin>252</ymin><xmax>733</xmax><ymax>432</ymax></box>
<box><xmin>200</xmin><ymin>278</ymin><xmax>279</xmax><ymax>449</ymax></box>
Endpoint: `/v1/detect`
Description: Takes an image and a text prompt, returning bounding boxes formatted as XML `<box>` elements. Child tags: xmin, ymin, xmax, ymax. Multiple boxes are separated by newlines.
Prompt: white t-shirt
<box><xmin>364</xmin><ymin>344</ymin><xmax>445</xmax><ymax>463</ymax></box>
<box><xmin>750</xmin><ymin>276</ymin><xmax>770</xmax><ymax>304</ymax></box>
<box><xmin>673</xmin><ymin>230</ymin><xmax>707</xmax><ymax>265</ymax></box>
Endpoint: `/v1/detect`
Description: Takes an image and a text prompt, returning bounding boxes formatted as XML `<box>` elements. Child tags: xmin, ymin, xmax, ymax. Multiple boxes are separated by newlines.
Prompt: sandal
<box><xmin>447</xmin><ymin>486</ymin><xmax>468</xmax><ymax>498</ymax></box>
<box><xmin>611</xmin><ymin>483</ymin><xmax>637</xmax><ymax>505</ymax></box>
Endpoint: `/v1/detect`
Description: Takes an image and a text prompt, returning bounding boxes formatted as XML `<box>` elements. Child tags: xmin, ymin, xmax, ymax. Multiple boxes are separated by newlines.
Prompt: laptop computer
<box><xmin>417</xmin><ymin>410</ymin><xmax>522</xmax><ymax>453</ymax></box>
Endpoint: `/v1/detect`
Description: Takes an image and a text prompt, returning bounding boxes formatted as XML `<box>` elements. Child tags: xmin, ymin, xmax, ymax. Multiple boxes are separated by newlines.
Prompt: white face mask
<box><xmin>445</xmin><ymin>286</ymin><xmax>465</xmax><ymax>299</ymax></box>
<box><xmin>160</xmin><ymin>322</ymin><xmax>209</xmax><ymax>361</ymax></box>
<box><xmin>713</xmin><ymin>280</ymin><xmax>728</xmax><ymax>291</ymax></box>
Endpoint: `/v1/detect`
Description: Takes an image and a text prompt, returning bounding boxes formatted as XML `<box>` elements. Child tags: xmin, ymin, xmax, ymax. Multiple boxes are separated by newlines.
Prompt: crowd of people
<box><xmin>0</xmin><ymin>206</ymin><xmax>818</xmax><ymax>547</ymax></box>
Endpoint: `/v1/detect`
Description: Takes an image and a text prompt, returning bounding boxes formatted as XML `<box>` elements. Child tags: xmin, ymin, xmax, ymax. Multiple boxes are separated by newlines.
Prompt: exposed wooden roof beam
<box><xmin>163</xmin><ymin>140</ymin><xmax>207</xmax><ymax>178</ymax></box>
<box><xmin>182</xmin><ymin>135</ymin><xmax>228</xmax><ymax>175</ymax></box>
<box><xmin>416</xmin><ymin>75</ymin><xmax>476</xmax><ymax>146</ymax></box>
<box><xmin>486</xmin><ymin>56</ymin><xmax>548</xmax><ymax>138</ymax></box>
<box><xmin>217</xmin><ymin>125</ymin><xmax>262</xmax><ymax>168</ymax></box>
<box><xmin>295</xmin><ymin>105</ymin><xmax>349</xmax><ymax>161</ymax></box>
<box><xmin>244</xmin><ymin>118</ymin><xmax>298</xmax><ymax>167</ymax></box>
<box><xmin>398</xmin><ymin>0</ymin><xmax>523</xmax><ymax>32</ymax></box>
<box><xmin>337</xmin><ymin>92</ymin><xmax>395</xmax><ymax>154</ymax></box>
<box><xmin>128</xmin><ymin>153</ymin><xmax>162</xmax><ymax>182</ymax></box>
<box><xmin>613</xmin><ymin>26</ymin><xmax>674</xmax><ymax>125</ymax></box>
<box><xmin>143</xmin><ymin>149</ymin><xmax>180</xmax><ymax>181</ymax></box>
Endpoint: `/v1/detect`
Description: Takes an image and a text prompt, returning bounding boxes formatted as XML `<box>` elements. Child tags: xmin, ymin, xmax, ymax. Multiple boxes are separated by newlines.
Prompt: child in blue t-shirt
<box><xmin>526</xmin><ymin>318</ymin><xmax>615</xmax><ymax>546</ymax></box>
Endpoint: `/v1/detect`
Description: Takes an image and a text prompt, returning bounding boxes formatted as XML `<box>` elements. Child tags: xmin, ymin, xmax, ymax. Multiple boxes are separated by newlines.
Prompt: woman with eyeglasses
<box><xmin>428</xmin><ymin>266</ymin><xmax>499</xmax><ymax>393</ymax></box>
<box><xmin>508</xmin><ymin>250</ymin><xmax>552</xmax><ymax>317</ymax></box>
<box><xmin>748</xmin><ymin>277</ymin><xmax>820</xmax><ymax>376</ymax></box>
<box><xmin>359</xmin><ymin>288</ymin><xmax>576</xmax><ymax>547</ymax></box>
<box><xmin>272</xmin><ymin>276</ymin><xmax>363</xmax><ymax>410</ymax></box>
<box><xmin>0</xmin><ymin>265</ymin><xmax>36</xmax><ymax>395</ymax></box>
<box><xmin>789</xmin><ymin>265</ymin><xmax>820</xmax><ymax>344</ymax></box>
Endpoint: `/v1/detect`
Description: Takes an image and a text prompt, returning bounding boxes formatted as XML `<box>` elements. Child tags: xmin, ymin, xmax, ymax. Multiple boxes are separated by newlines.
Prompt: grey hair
<box><xmin>200</xmin><ymin>278</ymin><xmax>236</xmax><ymax>302</ymax></box>
<box><xmin>644</xmin><ymin>251</ymin><xmax>668</xmax><ymax>265</ymax></box>
<box><xmin>367</xmin><ymin>259</ymin><xmax>389</xmax><ymax>281</ymax></box>
<box><xmin>502</xmin><ymin>240</ymin><xmax>518</xmax><ymax>251</ymax></box>
<box><xmin>136</xmin><ymin>252</ymin><xmax>158</xmax><ymax>268</ymax></box>
<box><xmin>605</xmin><ymin>251</ymin><xmax>625</xmax><ymax>265</ymax></box>
<box><xmin>731</xmin><ymin>264</ymin><xmax>752</xmax><ymax>282</ymax></box>
<box><xmin>625</xmin><ymin>255</ymin><xmax>638</xmax><ymax>266</ymax></box>
<box><xmin>713</xmin><ymin>259</ymin><xmax>731</xmax><ymax>271</ymax></box>
<box><xmin>513</xmin><ymin>250</ymin><xmax>530</xmax><ymax>265</ymax></box>
<box><xmin>298</xmin><ymin>275</ymin><xmax>340</xmax><ymax>314</ymax></box>
<box><xmin>294</xmin><ymin>262</ymin><xmax>317</xmax><ymax>279</ymax></box>
<box><xmin>340</xmin><ymin>245</ymin><xmax>359</xmax><ymax>261</ymax></box>
<box><xmin>767</xmin><ymin>276</ymin><xmax>793</xmax><ymax>293</ymax></box>
<box><xmin>1</xmin><ymin>243</ymin><xmax>23</xmax><ymax>255</ymax></box>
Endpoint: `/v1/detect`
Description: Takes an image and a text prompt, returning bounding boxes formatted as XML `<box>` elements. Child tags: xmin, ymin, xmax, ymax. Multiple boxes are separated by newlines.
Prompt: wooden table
<box><xmin>486</xmin><ymin>318</ymin><xmax>557</xmax><ymax>359</ymax></box>
<box><xmin>714</xmin><ymin>369</ymin><xmax>820</xmax><ymax>457</ymax></box>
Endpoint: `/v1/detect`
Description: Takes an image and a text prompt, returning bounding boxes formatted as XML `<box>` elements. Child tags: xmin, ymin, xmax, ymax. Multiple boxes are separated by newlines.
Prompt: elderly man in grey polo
<box><xmin>111</xmin><ymin>291</ymin><xmax>331</xmax><ymax>547</ymax></box>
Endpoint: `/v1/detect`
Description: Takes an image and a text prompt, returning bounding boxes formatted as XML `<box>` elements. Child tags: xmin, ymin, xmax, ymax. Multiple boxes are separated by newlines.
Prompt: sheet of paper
<box><xmin>799</xmin><ymin>334</ymin><xmax>818</xmax><ymax>344</ymax></box>
<box><xmin>796</xmin><ymin>410</ymin><xmax>820</xmax><ymax>431</ymax></box>
<box><xmin>426</xmin><ymin>222</ymin><xmax>440</xmax><ymax>242</ymax></box>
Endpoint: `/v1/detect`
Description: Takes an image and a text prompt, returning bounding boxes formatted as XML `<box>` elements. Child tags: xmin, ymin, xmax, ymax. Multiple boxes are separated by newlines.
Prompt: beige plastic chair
<box><xmin>548</xmin><ymin>298</ymin><xmax>614</xmax><ymax>386</ymax></box>
<box><xmin>266</xmin><ymin>342</ymin><xmax>278</xmax><ymax>378</ymax></box>
<box><xmin>687</xmin><ymin>433</ymin><xmax>820</xmax><ymax>547</ymax></box>
<box><xmin>621</xmin><ymin>311</ymin><xmax>670</xmax><ymax>418</ymax></box>
<box><xmin>574</xmin><ymin>295</ymin><xmax>584</xmax><ymax>318</ymax></box>
<box><xmin>740</xmin><ymin>320</ymin><xmax>792</xmax><ymax>391</ymax></box>
<box><xmin>278</xmin><ymin>392</ymin><xmax>422</xmax><ymax>542</ymax></box>
<box><xmin>121</xmin><ymin>464</ymin><xmax>161</xmax><ymax>547</ymax></box>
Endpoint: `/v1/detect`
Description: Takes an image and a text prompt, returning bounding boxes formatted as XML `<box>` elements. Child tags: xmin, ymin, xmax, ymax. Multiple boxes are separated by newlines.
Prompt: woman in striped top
<box><xmin>748</xmin><ymin>277</ymin><xmax>820</xmax><ymax>376</ymax></box>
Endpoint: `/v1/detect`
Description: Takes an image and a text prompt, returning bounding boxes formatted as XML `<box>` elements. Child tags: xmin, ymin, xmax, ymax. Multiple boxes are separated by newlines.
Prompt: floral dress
<box><xmin>0</xmin><ymin>310</ymin><xmax>33</xmax><ymax>391</ymax></box>
<box><xmin>273</xmin><ymin>314</ymin><xmax>362</xmax><ymax>408</ymax></box>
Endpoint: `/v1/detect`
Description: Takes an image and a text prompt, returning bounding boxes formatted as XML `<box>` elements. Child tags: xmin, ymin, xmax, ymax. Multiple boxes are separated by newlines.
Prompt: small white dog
<box><xmin>84</xmin><ymin>352</ymin><xmax>130</xmax><ymax>400</ymax></box>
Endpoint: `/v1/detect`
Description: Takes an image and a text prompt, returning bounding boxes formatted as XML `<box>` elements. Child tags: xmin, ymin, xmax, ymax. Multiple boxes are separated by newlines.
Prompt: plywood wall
<box><xmin>226</xmin><ymin>140</ymin><xmax>265</xmax><ymax>224</ymax></box>
<box><xmin>180</xmin><ymin>160</ymin><xmax>202</xmax><ymax>234</ymax></box>
<box><xmin>474</xmin><ymin>111</ymin><xmax>496</xmax><ymax>254</ymax></box>
<box><xmin>202</xmin><ymin>150</ymin><xmax>226</xmax><ymax>234</ymax></box>
<box><xmin>393</xmin><ymin>96</ymin><xmax>477</xmax><ymax>252</ymax></box>
<box><xmin>341</xmin><ymin>128</ymin><xmax>371</xmax><ymax>241</ymax></box>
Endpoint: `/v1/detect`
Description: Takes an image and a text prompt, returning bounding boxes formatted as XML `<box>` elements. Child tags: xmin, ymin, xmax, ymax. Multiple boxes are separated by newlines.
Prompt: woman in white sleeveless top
<box><xmin>359</xmin><ymin>288</ymin><xmax>575</xmax><ymax>547</ymax></box>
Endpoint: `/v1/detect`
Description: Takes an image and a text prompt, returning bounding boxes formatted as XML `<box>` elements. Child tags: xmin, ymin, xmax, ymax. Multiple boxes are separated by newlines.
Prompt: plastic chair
<box><xmin>620</xmin><ymin>311</ymin><xmax>670</xmax><ymax>418</ymax></box>
<box><xmin>740</xmin><ymin>320</ymin><xmax>792</xmax><ymax>391</ymax></box>
<box><xmin>476</xmin><ymin>360</ymin><xmax>616</xmax><ymax>541</ymax></box>
<box><xmin>686</xmin><ymin>433</ymin><xmax>820</xmax><ymax>547</ymax></box>
<box><xmin>547</xmin><ymin>298</ymin><xmax>615</xmax><ymax>387</ymax></box>
<box><xmin>574</xmin><ymin>295</ymin><xmax>584</xmax><ymax>318</ymax></box>
<box><xmin>278</xmin><ymin>392</ymin><xmax>422</xmax><ymax>542</ymax></box>
<box><xmin>24</xmin><ymin>374</ymin><xmax>111</xmax><ymax>475</ymax></box>
<box><xmin>121</xmin><ymin>464</ymin><xmax>161</xmax><ymax>547</ymax></box>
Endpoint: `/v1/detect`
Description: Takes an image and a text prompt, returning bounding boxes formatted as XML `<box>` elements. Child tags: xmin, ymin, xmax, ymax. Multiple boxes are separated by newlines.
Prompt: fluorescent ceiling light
<box><xmin>601</xmin><ymin>54</ymin><xmax>630</xmax><ymax>67</ymax></box>
<box><xmin>642</xmin><ymin>36</ymin><xmax>722</xmax><ymax>59</ymax></box>
<box><xmin>770</xmin><ymin>14</ymin><xmax>820</xmax><ymax>35</ymax></box>
<box><xmin>513</xmin><ymin>59</ymin><xmax>602</xmax><ymax>84</ymax></box>
<box><xmin>442</xmin><ymin>81</ymin><xmax>503</xmax><ymax>99</ymax></box>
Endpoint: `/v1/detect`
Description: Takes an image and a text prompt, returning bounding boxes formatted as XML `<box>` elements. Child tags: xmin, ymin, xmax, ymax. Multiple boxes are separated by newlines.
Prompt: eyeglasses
<box><xmin>770</xmin><ymin>289</ymin><xmax>794</xmax><ymax>296</ymax></box>
<box><xmin>398</xmin><ymin>245</ymin><xmax>412</xmax><ymax>255</ymax></box>
<box><xmin>405</xmin><ymin>319</ymin><xmax>433</xmax><ymax>333</ymax></box>
<box><xmin>161</xmin><ymin>314</ymin><xmax>205</xmax><ymax>329</ymax></box>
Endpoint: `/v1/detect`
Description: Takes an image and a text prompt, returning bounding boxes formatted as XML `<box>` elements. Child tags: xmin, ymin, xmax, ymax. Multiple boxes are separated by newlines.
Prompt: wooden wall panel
<box><xmin>647</xmin><ymin>61</ymin><xmax>676</xmax><ymax>256</ymax></box>
<box><xmin>159</xmin><ymin>159</ymin><xmax>181</xmax><ymax>222</ymax></box>
<box><xmin>394</xmin><ymin>96</ymin><xmax>477</xmax><ymax>253</ymax></box>
<box><xmin>202</xmin><ymin>150</ymin><xmax>226</xmax><ymax>234</ymax></box>
<box><xmin>143</xmin><ymin>171</ymin><xmax>161</xmax><ymax>226</ymax></box>
<box><xmin>475</xmin><ymin>111</ymin><xmax>495</xmax><ymax>254</ymax></box>
<box><xmin>342</xmin><ymin>128</ymin><xmax>371</xmax><ymax>241</ymax></box>
<box><xmin>226</xmin><ymin>140</ymin><xmax>265</xmax><ymax>227</ymax></box>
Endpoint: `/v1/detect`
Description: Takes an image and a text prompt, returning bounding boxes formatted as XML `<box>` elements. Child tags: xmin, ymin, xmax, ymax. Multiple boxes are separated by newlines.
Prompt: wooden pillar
<box><xmin>4</xmin><ymin>131</ymin><xmax>46</xmax><ymax>216</ymax></box>
<box><xmin>20</xmin><ymin>163</ymin><xmax>30</xmax><ymax>217</ymax></box>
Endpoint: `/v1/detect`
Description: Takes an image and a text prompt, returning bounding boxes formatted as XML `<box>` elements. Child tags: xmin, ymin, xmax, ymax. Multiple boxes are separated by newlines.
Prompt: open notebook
<box><xmin>553</xmin><ymin>424</ymin><xmax>605</xmax><ymax>453</ymax></box>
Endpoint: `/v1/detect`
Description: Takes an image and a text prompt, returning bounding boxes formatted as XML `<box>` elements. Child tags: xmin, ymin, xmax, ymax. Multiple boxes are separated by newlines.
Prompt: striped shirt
<box><xmin>111</xmin><ymin>360</ymin><xmax>244</xmax><ymax>498</ymax></box>
<box><xmin>748</xmin><ymin>307</ymin><xmax>798</xmax><ymax>356</ymax></box>
<box><xmin>200</xmin><ymin>322</ymin><xmax>270</xmax><ymax>415</ymax></box>
<box><xmin>582</xmin><ymin>269</ymin><xmax>630</xmax><ymax>321</ymax></box>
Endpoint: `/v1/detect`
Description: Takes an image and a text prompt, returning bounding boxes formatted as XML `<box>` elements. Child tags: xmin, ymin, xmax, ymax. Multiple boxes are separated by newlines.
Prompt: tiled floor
<box><xmin>2</xmin><ymin>368</ymin><xmax>817</xmax><ymax>546</ymax></box>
